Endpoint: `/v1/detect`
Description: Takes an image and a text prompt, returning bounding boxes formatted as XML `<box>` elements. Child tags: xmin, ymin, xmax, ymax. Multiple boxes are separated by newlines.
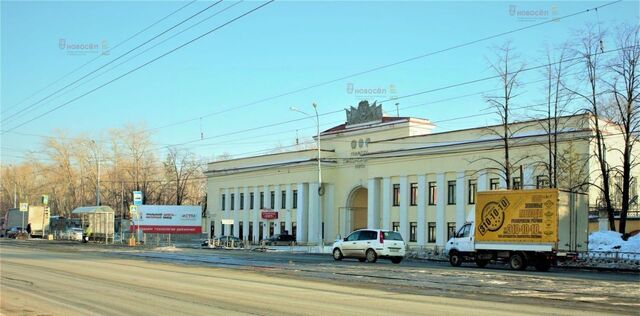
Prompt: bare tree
<box><xmin>605</xmin><ymin>24</ymin><xmax>640</xmax><ymax>234</ymax></box>
<box><xmin>163</xmin><ymin>147</ymin><xmax>201</xmax><ymax>205</ymax></box>
<box><xmin>566</xmin><ymin>25</ymin><xmax>617</xmax><ymax>230</ymax></box>
<box><xmin>482</xmin><ymin>42</ymin><xmax>527</xmax><ymax>188</ymax></box>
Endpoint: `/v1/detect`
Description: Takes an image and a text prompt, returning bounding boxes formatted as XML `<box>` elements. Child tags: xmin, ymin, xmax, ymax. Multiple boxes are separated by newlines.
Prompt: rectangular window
<box><xmin>293</xmin><ymin>190</ymin><xmax>298</xmax><ymax>208</ymax></box>
<box><xmin>280</xmin><ymin>222</ymin><xmax>286</xmax><ymax>234</ymax></box>
<box><xmin>292</xmin><ymin>222</ymin><xmax>297</xmax><ymax>238</ymax></box>
<box><xmin>250</xmin><ymin>192</ymin><xmax>254</xmax><ymax>209</ymax></box>
<box><xmin>468</xmin><ymin>179</ymin><xmax>477</xmax><ymax>205</ymax></box>
<box><xmin>393</xmin><ymin>184</ymin><xmax>400</xmax><ymax>206</ymax></box>
<box><xmin>409</xmin><ymin>222</ymin><xmax>417</xmax><ymax>242</ymax></box>
<box><xmin>447</xmin><ymin>181</ymin><xmax>456</xmax><ymax>205</ymax></box>
<box><xmin>269</xmin><ymin>222</ymin><xmax>274</xmax><ymax>237</ymax></box>
<box><xmin>239</xmin><ymin>221</ymin><xmax>243</xmax><ymax>239</ymax></box>
<box><xmin>281</xmin><ymin>191</ymin><xmax>286</xmax><ymax>209</ymax></box>
<box><xmin>259</xmin><ymin>222</ymin><xmax>264</xmax><ymax>240</ymax></box>
<box><xmin>230</xmin><ymin>194</ymin><xmax>235</xmax><ymax>210</ymax></box>
<box><xmin>447</xmin><ymin>222</ymin><xmax>456</xmax><ymax>240</ymax></box>
<box><xmin>428</xmin><ymin>182</ymin><xmax>437</xmax><ymax>205</ymax></box>
<box><xmin>249</xmin><ymin>222</ymin><xmax>253</xmax><ymax>241</ymax></box>
<box><xmin>210</xmin><ymin>222</ymin><xmax>215</xmax><ymax>238</ymax></box>
<box><xmin>392</xmin><ymin>222</ymin><xmax>399</xmax><ymax>232</ymax></box>
<box><xmin>221</xmin><ymin>223</ymin><xmax>225</xmax><ymax>236</ymax></box>
<box><xmin>428</xmin><ymin>222</ymin><xmax>436</xmax><ymax>243</ymax></box>
<box><xmin>512</xmin><ymin>177</ymin><xmax>521</xmax><ymax>190</ymax></box>
<box><xmin>536</xmin><ymin>175</ymin><xmax>550</xmax><ymax>189</ymax></box>
<box><xmin>221</xmin><ymin>193</ymin><xmax>226</xmax><ymax>211</ymax></box>
<box><xmin>410</xmin><ymin>183</ymin><xmax>418</xmax><ymax>206</ymax></box>
<box><xmin>239</xmin><ymin>193</ymin><xmax>244</xmax><ymax>210</ymax></box>
<box><xmin>490</xmin><ymin>178</ymin><xmax>500</xmax><ymax>190</ymax></box>
<box><xmin>260</xmin><ymin>192</ymin><xmax>264</xmax><ymax>209</ymax></box>
<box><xmin>270</xmin><ymin>191</ymin><xmax>275</xmax><ymax>209</ymax></box>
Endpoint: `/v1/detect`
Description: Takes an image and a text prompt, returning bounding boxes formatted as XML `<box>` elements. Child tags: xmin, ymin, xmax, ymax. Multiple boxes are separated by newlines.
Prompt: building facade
<box><xmin>205</xmin><ymin>101</ymin><xmax>636</xmax><ymax>248</ymax></box>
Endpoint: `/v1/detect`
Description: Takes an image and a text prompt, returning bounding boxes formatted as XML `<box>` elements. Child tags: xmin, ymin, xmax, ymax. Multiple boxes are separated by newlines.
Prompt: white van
<box><xmin>332</xmin><ymin>229</ymin><xmax>405</xmax><ymax>264</ymax></box>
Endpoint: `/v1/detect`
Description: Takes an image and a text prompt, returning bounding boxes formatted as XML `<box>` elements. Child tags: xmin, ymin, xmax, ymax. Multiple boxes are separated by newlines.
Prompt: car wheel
<box><xmin>509</xmin><ymin>253</ymin><xmax>528</xmax><ymax>270</ymax></box>
<box><xmin>365</xmin><ymin>249</ymin><xmax>377</xmax><ymax>263</ymax></box>
<box><xmin>332</xmin><ymin>248</ymin><xmax>343</xmax><ymax>261</ymax></box>
<box><xmin>449</xmin><ymin>250</ymin><xmax>462</xmax><ymax>267</ymax></box>
<box><xmin>475</xmin><ymin>259</ymin><xmax>489</xmax><ymax>268</ymax></box>
<box><xmin>358</xmin><ymin>258</ymin><xmax>366</xmax><ymax>262</ymax></box>
<box><xmin>391</xmin><ymin>257</ymin><xmax>402</xmax><ymax>264</ymax></box>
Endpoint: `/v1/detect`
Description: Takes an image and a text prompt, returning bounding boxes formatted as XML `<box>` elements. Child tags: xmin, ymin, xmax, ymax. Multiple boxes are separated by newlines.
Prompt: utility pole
<box><xmin>14</xmin><ymin>182</ymin><xmax>17</xmax><ymax>208</ymax></box>
<box><xmin>313</xmin><ymin>102</ymin><xmax>323</xmax><ymax>250</ymax></box>
<box><xmin>395</xmin><ymin>102</ymin><xmax>400</xmax><ymax>117</ymax></box>
<box><xmin>91</xmin><ymin>140</ymin><xmax>100</xmax><ymax>206</ymax></box>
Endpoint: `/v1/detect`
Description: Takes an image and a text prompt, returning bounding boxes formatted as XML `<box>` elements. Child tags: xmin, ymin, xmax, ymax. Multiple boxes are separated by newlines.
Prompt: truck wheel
<box><xmin>509</xmin><ymin>253</ymin><xmax>528</xmax><ymax>270</ymax></box>
<box><xmin>475</xmin><ymin>259</ymin><xmax>489</xmax><ymax>268</ymax></box>
<box><xmin>534</xmin><ymin>257</ymin><xmax>551</xmax><ymax>272</ymax></box>
<box><xmin>449</xmin><ymin>250</ymin><xmax>462</xmax><ymax>267</ymax></box>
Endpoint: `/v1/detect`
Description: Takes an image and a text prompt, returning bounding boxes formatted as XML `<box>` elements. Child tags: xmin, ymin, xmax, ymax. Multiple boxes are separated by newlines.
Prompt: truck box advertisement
<box><xmin>475</xmin><ymin>189</ymin><xmax>558</xmax><ymax>243</ymax></box>
<box><xmin>131</xmin><ymin>205</ymin><xmax>202</xmax><ymax>234</ymax></box>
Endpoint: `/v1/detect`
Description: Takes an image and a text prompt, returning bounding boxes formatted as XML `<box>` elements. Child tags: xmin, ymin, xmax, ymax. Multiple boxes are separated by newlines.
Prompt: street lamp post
<box><xmin>291</xmin><ymin>104</ymin><xmax>323</xmax><ymax>248</ymax></box>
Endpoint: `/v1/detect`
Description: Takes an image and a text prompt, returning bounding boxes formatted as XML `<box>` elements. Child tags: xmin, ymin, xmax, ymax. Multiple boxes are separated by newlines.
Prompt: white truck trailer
<box><xmin>445</xmin><ymin>189</ymin><xmax>588</xmax><ymax>271</ymax></box>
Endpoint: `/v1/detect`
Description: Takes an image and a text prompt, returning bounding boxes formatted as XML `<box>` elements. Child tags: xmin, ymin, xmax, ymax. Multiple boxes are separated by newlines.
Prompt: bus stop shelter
<box><xmin>72</xmin><ymin>206</ymin><xmax>115</xmax><ymax>244</ymax></box>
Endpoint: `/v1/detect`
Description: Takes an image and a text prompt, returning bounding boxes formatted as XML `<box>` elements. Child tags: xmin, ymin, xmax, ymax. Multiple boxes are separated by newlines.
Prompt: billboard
<box><xmin>475</xmin><ymin>189</ymin><xmax>558</xmax><ymax>243</ymax></box>
<box><xmin>131</xmin><ymin>205</ymin><xmax>202</xmax><ymax>234</ymax></box>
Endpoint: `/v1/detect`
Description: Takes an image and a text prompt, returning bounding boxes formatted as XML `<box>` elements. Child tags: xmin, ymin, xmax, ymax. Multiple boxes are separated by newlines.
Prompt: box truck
<box><xmin>445</xmin><ymin>189</ymin><xmax>588</xmax><ymax>271</ymax></box>
<box><xmin>27</xmin><ymin>206</ymin><xmax>50</xmax><ymax>237</ymax></box>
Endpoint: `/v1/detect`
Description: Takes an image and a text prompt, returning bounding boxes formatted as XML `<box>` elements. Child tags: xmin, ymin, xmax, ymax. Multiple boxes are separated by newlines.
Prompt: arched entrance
<box><xmin>342</xmin><ymin>186</ymin><xmax>368</xmax><ymax>234</ymax></box>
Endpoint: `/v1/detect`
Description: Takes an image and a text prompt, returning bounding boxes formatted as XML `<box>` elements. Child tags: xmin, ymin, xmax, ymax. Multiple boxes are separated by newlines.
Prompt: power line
<box><xmin>1</xmin><ymin>0</ymin><xmax>275</xmax><ymax>134</ymax></box>
<box><xmin>143</xmin><ymin>0</ymin><xmax>623</xmax><ymax>133</ymax></box>
<box><xmin>2</xmin><ymin>0</ymin><xmax>223</xmax><ymax>125</ymax></box>
<box><xmin>0</xmin><ymin>0</ymin><xmax>198</xmax><ymax>117</ymax></box>
<box><xmin>3</xmin><ymin>1</ymin><xmax>245</xmax><ymax>126</ymax></box>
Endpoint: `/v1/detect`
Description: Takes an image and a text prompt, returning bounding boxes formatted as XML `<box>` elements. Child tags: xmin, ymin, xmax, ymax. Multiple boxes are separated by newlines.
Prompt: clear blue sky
<box><xmin>1</xmin><ymin>0</ymin><xmax>638</xmax><ymax>163</ymax></box>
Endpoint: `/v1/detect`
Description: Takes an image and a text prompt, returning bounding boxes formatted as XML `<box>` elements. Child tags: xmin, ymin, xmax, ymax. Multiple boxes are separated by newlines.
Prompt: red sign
<box><xmin>261</xmin><ymin>211</ymin><xmax>278</xmax><ymax>220</ymax></box>
<box><xmin>130</xmin><ymin>225</ymin><xmax>202</xmax><ymax>234</ymax></box>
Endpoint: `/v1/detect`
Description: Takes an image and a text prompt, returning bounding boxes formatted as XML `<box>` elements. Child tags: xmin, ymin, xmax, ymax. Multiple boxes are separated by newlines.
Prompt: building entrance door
<box><xmin>338</xmin><ymin>186</ymin><xmax>368</xmax><ymax>238</ymax></box>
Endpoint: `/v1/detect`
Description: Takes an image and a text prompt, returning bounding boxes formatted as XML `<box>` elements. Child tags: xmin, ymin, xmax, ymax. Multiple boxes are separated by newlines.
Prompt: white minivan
<box><xmin>332</xmin><ymin>229</ymin><xmax>405</xmax><ymax>264</ymax></box>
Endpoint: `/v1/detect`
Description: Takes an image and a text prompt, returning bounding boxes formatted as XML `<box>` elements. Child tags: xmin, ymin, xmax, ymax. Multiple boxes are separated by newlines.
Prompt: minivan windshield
<box><xmin>383</xmin><ymin>231</ymin><xmax>403</xmax><ymax>241</ymax></box>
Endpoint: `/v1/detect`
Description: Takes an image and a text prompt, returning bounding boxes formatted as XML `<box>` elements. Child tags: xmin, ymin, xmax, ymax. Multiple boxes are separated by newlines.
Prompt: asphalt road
<box><xmin>1</xmin><ymin>240</ymin><xmax>638</xmax><ymax>316</ymax></box>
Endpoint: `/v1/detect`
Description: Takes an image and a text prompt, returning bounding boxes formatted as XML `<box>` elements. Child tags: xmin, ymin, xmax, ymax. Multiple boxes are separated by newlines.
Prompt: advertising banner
<box><xmin>131</xmin><ymin>205</ymin><xmax>202</xmax><ymax>234</ymax></box>
<box><xmin>261</xmin><ymin>210</ymin><xmax>278</xmax><ymax>220</ymax></box>
<box><xmin>475</xmin><ymin>189</ymin><xmax>558</xmax><ymax>243</ymax></box>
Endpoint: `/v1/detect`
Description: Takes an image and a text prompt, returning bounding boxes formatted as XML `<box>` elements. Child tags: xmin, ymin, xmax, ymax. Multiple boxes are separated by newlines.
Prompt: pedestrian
<box><xmin>26</xmin><ymin>223</ymin><xmax>31</xmax><ymax>235</ymax></box>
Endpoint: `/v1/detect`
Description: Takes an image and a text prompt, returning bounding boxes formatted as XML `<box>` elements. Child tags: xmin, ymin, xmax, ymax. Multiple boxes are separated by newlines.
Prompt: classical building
<box><xmin>205</xmin><ymin>101</ymin><xmax>635</xmax><ymax>248</ymax></box>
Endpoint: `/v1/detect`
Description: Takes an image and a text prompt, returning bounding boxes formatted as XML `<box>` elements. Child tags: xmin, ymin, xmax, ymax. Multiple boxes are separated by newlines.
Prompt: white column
<box><xmin>308</xmin><ymin>182</ymin><xmax>319</xmax><ymax>244</ymax></box>
<box><xmin>477</xmin><ymin>170</ymin><xmax>488</xmax><ymax>192</ymax></box>
<box><xmin>285</xmin><ymin>184</ymin><xmax>293</xmax><ymax>234</ymax></box>
<box><xmin>224</xmin><ymin>188</ymin><xmax>230</xmax><ymax>235</ymax></box>
<box><xmin>263</xmin><ymin>185</ymin><xmax>270</xmax><ymax>239</ymax></box>
<box><xmin>252</xmin><ymin>187</ymin><xmax>259</xmax><ymax>243</ymax></box>
<box><xmin>417</xmin><ymin>175</ymin><xmax>427</xmax><ymax>246</ymax></box>
<box><xmin>367</xmin><ymin>178</ymin><xmax>380</xmax><ymax>229</ymax></box>
<box><xmin>382</xmin><ymin>177</ymin><xmax>391</xmax><ymax>230</ymax></box>
<box><xmin>233</xmin><ymin>187</ymin><xmax>240</xmax><ymax>237</ymax></box>
<box><xmin>296</xmin><ymin>183</ymin><xmax>308</xmax><ymax>243</ymax></box>
<box><xmin>324</xmin><ymin>184</ymin><xmax>334</xmax><ymax>242</ymax></box>
<box><xmin>523</xmin><ymin>165</ymin><xmax>535</xmax><ymax>189</ymax></box>
<box><xmin>455</xmin><ymin>171</ymin><xmax>465</xmax><ymax>230</ymax></box>
<box><xmin>399</xmin><ymin>176</ymin><xmax>409</xmax><ymax>241</ymax></box>
<box><xmin>435</xmin><ymin>173</ymin><xmax>446</xmax><ymax>247</ymax></box>
<box><xmin>274</xmin><ymin>185</ymin><xmax>281</xmax><ymax>235</ymax></box>
<box><xmin>243</xmin><ymin>187</ymin><xmax>250</xmax><ymax>240</ymax></box>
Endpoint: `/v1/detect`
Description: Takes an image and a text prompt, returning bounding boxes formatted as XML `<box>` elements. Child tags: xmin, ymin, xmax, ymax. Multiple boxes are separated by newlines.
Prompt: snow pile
<box><xmin>588</xmin><ymin>231</ymin><xmax>640</xmax><ymax>253</ymax></box>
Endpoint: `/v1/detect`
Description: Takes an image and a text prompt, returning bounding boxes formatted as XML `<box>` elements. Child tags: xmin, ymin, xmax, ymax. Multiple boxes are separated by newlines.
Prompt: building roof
<box><xmin>72</xmin><ymin>206</ymin><xmax>115</xmax><ymax>214</ymax></box>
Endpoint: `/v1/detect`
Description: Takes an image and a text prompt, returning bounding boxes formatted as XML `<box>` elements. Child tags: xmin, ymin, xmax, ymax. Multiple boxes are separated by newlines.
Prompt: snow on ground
<box><xmin>588</xmin><ymin>231</ymin><xmax>640</xmax><ymax>253</ymax></box>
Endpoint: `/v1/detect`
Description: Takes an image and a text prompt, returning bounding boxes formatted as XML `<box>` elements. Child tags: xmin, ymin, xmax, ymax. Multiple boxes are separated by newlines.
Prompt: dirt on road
<box><xmin>1</xmin><ymin>240</ymin><xmax>637</xmax><ymax>316</ymax></box>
